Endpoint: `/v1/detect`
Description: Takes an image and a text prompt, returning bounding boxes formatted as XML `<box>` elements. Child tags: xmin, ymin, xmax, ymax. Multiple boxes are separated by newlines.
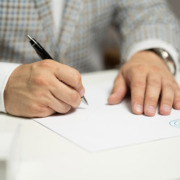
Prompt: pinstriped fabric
<box><xmin>0</xmin><ymin>1</ymin><xmax>37</xmax><ymax>63</ymax></box>
<box><xmin>58</xmin><ymin>0</ymin><xmax>83</xmax><ymax>55</ymax></box>
<box><xmin>33</xmin><ymin>0</ymin><xmax>55</xmax><ymax>56</ymax></box>
<box><xmin>115</xmin><ymin>0</ymin><xmax>180</xmax><ymax>62</ymax></box>
<box><xmin>0</xmin><ymin>0</ymin><xmax>53</xmax><ymax>63</ymax></box>
<box><xmin>0</xmin><ymin>0</ymin><xmax>179</xmax><ymax>72</ymax></box>
<box><xmin>58</xmin><ymin>0</ymin><xmax>116</xmax><ymax>71</ymax></box>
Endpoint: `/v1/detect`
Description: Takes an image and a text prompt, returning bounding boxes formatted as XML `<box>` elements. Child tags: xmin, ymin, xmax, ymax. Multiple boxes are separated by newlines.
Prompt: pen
<box><xmin>27</xmin><ymin>35</ymin><xmax>88</xmax><ymax>105</ymax></box>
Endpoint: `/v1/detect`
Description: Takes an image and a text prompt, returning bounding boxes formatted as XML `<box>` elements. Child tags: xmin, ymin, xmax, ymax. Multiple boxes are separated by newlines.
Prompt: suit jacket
<box><xmin>0</xmin><ymin>0</ymin><xmax>179</xmax><ymax>72</ymax></box>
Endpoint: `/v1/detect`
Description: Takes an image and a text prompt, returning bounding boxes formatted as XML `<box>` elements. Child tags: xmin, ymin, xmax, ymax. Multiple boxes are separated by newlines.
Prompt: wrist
<box><xmin>148</xmin><ymin>48</ymin><xmax>176</xmax><ymax>75</ymax></box>
<box><xmin>0</xmin><ymin>63</ymin><xmax>20</xmax><ymax>113</ymax></box>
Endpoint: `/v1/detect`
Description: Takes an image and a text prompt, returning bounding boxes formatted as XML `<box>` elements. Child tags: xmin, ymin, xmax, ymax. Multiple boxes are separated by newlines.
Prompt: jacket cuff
<box><xmin>0</xmin><ymin>63</ymin><xmax>21</xmax><ymax>113</ymax></box>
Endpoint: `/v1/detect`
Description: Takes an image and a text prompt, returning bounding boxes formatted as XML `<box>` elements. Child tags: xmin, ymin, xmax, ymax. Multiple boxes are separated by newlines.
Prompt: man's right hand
<box><xmin>4</xmin><ymin>60</ymin><xmax>85</xmax><ymax>118</ymax></box>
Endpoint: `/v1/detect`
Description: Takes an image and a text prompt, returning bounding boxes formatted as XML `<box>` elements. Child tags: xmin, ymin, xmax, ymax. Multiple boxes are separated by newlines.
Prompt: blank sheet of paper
<box><xmin>34</xmin><ymin>76</ymin><xmax>180</xmax><ymax>152</ymax></box>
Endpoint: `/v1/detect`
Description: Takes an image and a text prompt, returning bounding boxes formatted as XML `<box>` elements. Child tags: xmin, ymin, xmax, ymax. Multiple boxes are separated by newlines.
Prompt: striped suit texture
<box><xmin>0</xmin><ymin>0</ymin><xmax>179</xmax><ymax>72</ymax></box>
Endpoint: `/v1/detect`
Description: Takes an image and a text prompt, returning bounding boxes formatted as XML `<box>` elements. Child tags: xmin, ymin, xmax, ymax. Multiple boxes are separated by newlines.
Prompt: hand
<box><xmin>4</xmin><ymin>60</ymin><xmax>85</xmax><ymax>118</ymax></box>
<box><xmin>108</xmin><ymin>51</ymin><xmax>180</xmax><ymax>116</ymax></box>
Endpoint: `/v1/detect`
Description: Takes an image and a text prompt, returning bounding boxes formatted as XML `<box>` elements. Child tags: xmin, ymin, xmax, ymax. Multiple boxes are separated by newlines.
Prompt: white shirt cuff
<box><xmin>126</xmin><ymin>39</ymin><xmax>179</xmax><ymax>73</ymax></box>
<box><xmin>0</xmin><ymin>63</ymin><xmax>21</xmax><ymax>113</ymax></box>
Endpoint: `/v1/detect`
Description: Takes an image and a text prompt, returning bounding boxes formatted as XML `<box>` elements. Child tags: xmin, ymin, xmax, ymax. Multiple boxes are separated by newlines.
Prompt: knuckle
<box><xmin>73</xmin><ymin>96</ymin><xmax>81</xmax><ymax>107</ymax></box>
<box><xmin>151</xmin><ymin>65</ymin><xmax>161</xmax><ymax>73</ymax></box>
<box><xmin>163</xmin><ymin>78</ymin><xmax>172</xmax><ymax>85</ymax></box>
<box><xmin>72</xmin><ymin>70</ymin><xmax>81</xmax><ymax>86</ymax></box>
<box><xmin>136</xmin><ymin>65</ymin><xmax>146</xmax><ymax>73</ymax></box>
<box><xmin>28</xmin><ymin>104</ymin><xmax>37</xmax><ymax>114</ymax></box>
<box><xmin>76</xmin><ymin>98</ymin><xmax>81</xmax><ymax>107</ymax></box>
<box><xmin>33</xmin><ymin>75</ymin><xmax>49</xmax><ymax>86</ymax></box>
<box><xmin>60</xmin><ymin>105</ymin><xmax>71</xmax><ymax>113</ymax></box>
<box><xmin>161</xmin><ymin>96</ymin><xmax>172</xmax><ymax>104</ymax></box>
<box><xmin>127</xmin><ymin>68</ymin><xmax>136</xmax><ymax>76</ymax></box>
<box><xmin>131</xmin><ymin>80</ymin><xmax>146</xmax><ymax>89</ymax></box>
<box><xmin>40</xmin><ymin>59</ymin><xmax>53</xmax><ymax>68</ymax></box>
<box><xmin>33</xmin><ymin>90</ymin><xmax>46</xmax><ymax>98</ymax></box>
<box><xmin>69</xmin><ymin>90</ymin><xmax>80</xmax><ymax>103</ymax></box>
<box><xmin>173</xmin><ymin>81</ymin><xmax>180</xmax><ymax>90</ymax></box>
<box><xmin>164</xmin><ymin>83</ymin><xmax>173</xmax><ymax>92</ymax></box>
<box><xmin>148</xmin><ymin>79</ymin><xmax>160</xmax><ymax>87</ymax></box>
<box><xmin>175</xmin><ymin>88</ymin><xmax>180</xmax><ymax>96</ymax></box>
<box><xmin>174</xmin><ymin>92</ymin><xmax>180</xmax><ymax>104</ymax></box>
<box><xmin>146</xmin><ymin>96</ymin><xmax>157</xmax><ymax>103</ymax></box>
<box><xmin>28</xmin><ymin>103</ymin><xmax>46</xmax><ymax>115</ymax></box>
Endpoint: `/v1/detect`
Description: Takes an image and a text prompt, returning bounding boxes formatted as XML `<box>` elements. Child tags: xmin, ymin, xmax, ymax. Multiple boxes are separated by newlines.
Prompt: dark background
<box><xmin>168</xmin><ymin>0</ymin><xmax>180</xmax><ymax>21</ymax></box>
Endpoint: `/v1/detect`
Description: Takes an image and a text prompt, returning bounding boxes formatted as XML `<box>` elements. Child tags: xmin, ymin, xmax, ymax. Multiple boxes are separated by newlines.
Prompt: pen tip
<box><xmin>27</xmin><ymin>35</ymin><xmax>32</xmax><ymax>40</ymax></box>
<box><xmin>82</xmin><ymin>96</ymin><xmax>88</xmax><ymax>105</ymax></box>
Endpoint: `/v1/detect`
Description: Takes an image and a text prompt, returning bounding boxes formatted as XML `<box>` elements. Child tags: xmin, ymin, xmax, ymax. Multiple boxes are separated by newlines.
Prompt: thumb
<box><xmin>108</xmin><ymin>72</ymin><xmax>127</xmax><ymax>105</ymax></box>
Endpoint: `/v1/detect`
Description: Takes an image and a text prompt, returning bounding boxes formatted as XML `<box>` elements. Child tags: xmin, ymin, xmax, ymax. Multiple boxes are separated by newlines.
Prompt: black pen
<box><xmin>27</xmin><ymin>35</ymin><xmax>88</xmax><ymax>105</ymax></box>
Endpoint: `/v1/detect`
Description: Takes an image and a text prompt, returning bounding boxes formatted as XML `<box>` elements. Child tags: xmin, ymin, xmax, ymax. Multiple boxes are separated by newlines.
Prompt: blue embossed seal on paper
<box><xmin>169</xmin><ymin>119</ymin><xmax>180</xmax><ymax>128</ymax></box>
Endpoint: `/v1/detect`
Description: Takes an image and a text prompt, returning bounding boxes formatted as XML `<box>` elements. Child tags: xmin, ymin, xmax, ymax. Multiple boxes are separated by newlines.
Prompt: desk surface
<box><xmin>1</xmin><ymin>70</ymin><xmax>180</xmax><ymax>180</ymax></box>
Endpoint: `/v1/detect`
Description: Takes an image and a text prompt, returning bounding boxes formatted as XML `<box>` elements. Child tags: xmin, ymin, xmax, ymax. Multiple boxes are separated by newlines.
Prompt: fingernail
<box><xmin>146</xmin><ymin>105</ymin><xmax>155</xmax><ymax>115</ymax></box>
<box><xmin>109</xmin><ymin>93</ymin><xmax>116</xmax><ymax>99</ymax></box>
<box><xmin>134</xmin><ymin>104</ymin><xmax>143</xmax><ymax>113</ymax></box>
<box><xmin>79</xmin><ymin>87</ymin><xmax>85</xmax><ymax>97</ymax></box>
<box><xmin>161</xmin><ymin>104</ymin><xmax>171</xmax><ymax>113</ymax></box>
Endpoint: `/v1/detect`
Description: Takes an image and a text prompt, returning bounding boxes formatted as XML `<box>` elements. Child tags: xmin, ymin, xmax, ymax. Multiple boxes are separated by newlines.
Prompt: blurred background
<box><xmin>104</xmin><ymin>0</ymin><xmax>180</xmax><ymax>69</ymax></box>
<box><xmin>168</xmin><ymin>0</ymin><xmax>180</xmax><ymax>20</ymax></box>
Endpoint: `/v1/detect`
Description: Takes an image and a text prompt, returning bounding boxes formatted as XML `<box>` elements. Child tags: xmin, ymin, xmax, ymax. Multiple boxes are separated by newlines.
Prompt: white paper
<box><xmin>34</xmin><ymin>80</ymin><xmax>180</xmax><ymax>152</ymax></box>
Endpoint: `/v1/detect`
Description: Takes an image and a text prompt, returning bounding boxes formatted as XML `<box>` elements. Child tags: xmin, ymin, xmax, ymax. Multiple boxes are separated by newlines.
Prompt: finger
<box><xmin>35</xmin><ymin>108</ymin><xmax>55</xmax><ymax>118</ymax></box>
<box><xmin>55</xmin><ymin>63</ymin><xmax>85</xmax><ymax>96</ymax></box>
<box><xmin>50</xmin><ymin>77</ymin><xmax>81</xmax><ymax>108</ymax></box>
<box><xmin>173</xmin><ymin>85</ymin><xmax>180</xmax><ymax>109</ymax></box>
<box><xmin>30</xmin><ymin>89</ymin><xmax>71</xmax><ymax>115</ymax></box>
<box><xmin>27</xmin><ymin>103</ymin><xmax>55</xmax><ymax>118</ymax></box>
<box><xmin>48</xmin><ymin>93</ymin><xmax>71</xmax><ymax>114</ymax></box>
<box><xmin>130</xmin><ymin>74</ymin><xmax>147</xmax><ymax>115</ymax></box>
<box><xmin>35</xmin><ymin>60</ymin><xmax>85</xmax><ymax>97</ymax></box>
<box><xmin>144</xmin><ymin>73</ymin><xmax>161</xmax><ymax>116</ymax></box>
<box><xmin>159</xmin><ymin>79</ymin><xmax>174</xmax><ymax>115</ymax></box>
<box><xmin>108</xmin><ymin>72</ymin><xmax>127</xmax><ymax>104</ymax></box>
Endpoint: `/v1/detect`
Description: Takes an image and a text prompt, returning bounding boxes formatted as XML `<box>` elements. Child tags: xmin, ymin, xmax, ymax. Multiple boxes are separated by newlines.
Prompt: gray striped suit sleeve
<box><xmin>115</xmin><ymin>0</ymin><xmax>180</xmax><ymax>62</ymax></box>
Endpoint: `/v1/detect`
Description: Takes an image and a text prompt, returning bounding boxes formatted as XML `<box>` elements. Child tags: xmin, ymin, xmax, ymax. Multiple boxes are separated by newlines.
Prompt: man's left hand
<box><xmin>108</xmin><ymin>51</ymin><xmax>180</xmax><ymax>116</ymax></box>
